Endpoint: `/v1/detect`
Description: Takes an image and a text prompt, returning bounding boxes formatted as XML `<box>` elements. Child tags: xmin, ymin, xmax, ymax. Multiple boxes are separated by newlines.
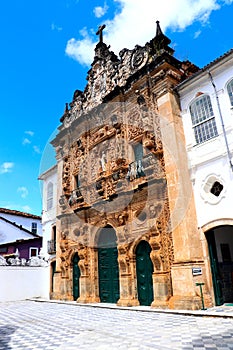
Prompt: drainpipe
<box><xmin>208</xmin><ymin>70</ymin><xmax>233</xmax><ymax>172</ymax></box>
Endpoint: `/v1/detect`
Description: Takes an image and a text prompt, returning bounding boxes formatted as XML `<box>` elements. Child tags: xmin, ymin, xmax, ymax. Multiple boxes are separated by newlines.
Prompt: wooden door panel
<box><xmin>136</xmin><ymin>241</ymin><xmax>153</xmax><ymax>306</ymax></box>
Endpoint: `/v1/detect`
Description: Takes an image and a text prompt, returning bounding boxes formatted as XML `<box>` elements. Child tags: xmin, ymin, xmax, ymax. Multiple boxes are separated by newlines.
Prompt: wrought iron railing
<box><xmin>68</xmin><ymin>188</ymin><xmax>84</xmax><ymax>206</ymax></box>
<box><xmin>126</xmin><ymin>159</ymin><xmax>145</xmax><ymax>181</ymax></box>
<box><xmin>47</xmin><ymin>240</ymin><xmax>56</xmax><ymax>254</ymax></box>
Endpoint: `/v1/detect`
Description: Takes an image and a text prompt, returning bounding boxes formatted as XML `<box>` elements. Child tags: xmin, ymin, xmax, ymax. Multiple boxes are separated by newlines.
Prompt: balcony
<box><xmin>68</xmin><ymin>188</ymin><xmax>84</xmax><ymax>206</ymax></box>
<box><xmin>47</xmin><ymin>240</ymin><xmax>56</xmax><ymax>254</ymax></box>
<box><xmin>67</xmin><ymin>152</ymin><xmax>165</xmax><ymax>212</ymax></box>
<box><xmin>126</xmin><ymin>159</ymin><xmax>145</xmax><ymax>181</ymax></box>
<box><xmin>126</xmin><ymin>153</ymin><xmax>164</xmax><ymax>182</ymax></box>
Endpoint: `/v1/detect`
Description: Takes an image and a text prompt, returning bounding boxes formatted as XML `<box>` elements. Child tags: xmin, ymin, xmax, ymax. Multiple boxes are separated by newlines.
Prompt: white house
<box><xmin>39</xmin><ymin>165</ymin><xmax>57</xmax><ymax>296</ymax></box>
<box><xmin>0</xmin><ymin>209</ymin><xmax>49</xmax><ymax>302</ymax></box>
<box><xmin>0</xmin><ymin>208</ymin><xmax>42</xmax><ymax>260</ymax></box>
<box><xmin>0</xmin><ymin>207</ymin><xmax>42</xmax><ymax>236</ymax></box>
<box><xmin>177</xmin><ymin>49</ymin><xmax>233</xmax><ymax>305</ymax></box>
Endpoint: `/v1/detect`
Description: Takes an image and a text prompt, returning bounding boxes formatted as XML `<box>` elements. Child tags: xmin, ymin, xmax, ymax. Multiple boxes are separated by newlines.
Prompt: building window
<box><xmin>75</xmin><ymin>174</ymin><xmax>80</xmax><ymax>189</ymax></box>
<box><xmin>0</xmin><ymin>247</ymin><xmax>8</xmax><ymax>253</ymax></box>
<box><xmin>48</xmin><ymin>225</ymin><xmax>56</xmax><ymax>254</ymax></box>
<box><xmin>47</xmin><ymin>182</ymin><xmax>53</xmax><ymax>211</ymax></box>
<box><xmin>201</xmin><ymin>174</ymin><xmax>225</xmax><ymax>204</ymax></box>
<box><xmin>227</xmin><ymin>79</ymin><xmax>233</xmax><ymax>106</ymax></box>
<box><xmin>30</xmin><ymin>247</ymin><xmax>38</xmax><ymax>258</ymax></box>
<box><xmin>127</xmin><ymin>142</ymin><xmax>145</xmax><ymax>181</ymax></box>
<box><xmin>133</xmin><ymin>142</ymin><xmax>143</xmax><ymax>161</ymax></box>
<box><xmin>190</xmin><ymin>94</ymin><xmax>218</xmax><ymax>144</ymax></box>
<box><xmin>210</xmin><ymin>181</ymin><xmax>223</xmax><ymax>197</ymax></box>
<box><xmin>31</xmin><ymin>222</ymin><xmax>37</xmax><ymax>234</ymax></box>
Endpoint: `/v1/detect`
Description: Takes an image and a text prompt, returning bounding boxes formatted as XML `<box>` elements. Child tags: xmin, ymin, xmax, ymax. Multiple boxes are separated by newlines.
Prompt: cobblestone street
<box><xmin>0</xmin><ymin>300</ymin><xmax>233</xmax><ymax>349</ymax></box>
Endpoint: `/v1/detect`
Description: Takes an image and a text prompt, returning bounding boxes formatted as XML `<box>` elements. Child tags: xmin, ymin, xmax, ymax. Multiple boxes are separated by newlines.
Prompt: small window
<box><xmin>30</xmin><ymin>247</ymin><xmax>38</xmax><ymax>258</ymax></box>
<box><xmin>133</xmin><ymin>142</ymin><xmax>143</xmax><ymax>161</ymax></box>
<box><xmin>190</xmin><ymin>95</ymin><xmax>218</xmax><ymax>144</ymax></box>
<box><xmin>227</xmin><ymin>79</ymin><xmax>233</xmax><ymax>106</ymax></box>
<box><xmin>31</xmin><ymin>222</ymin><xmax>37</xmax><ymax>234</ymax></box>
<box><xmin>47</xmin><ymin>182</ymin><xmax>53</xmax><ymax>211</ymax></box>
<box><xmin>210</xmin><ymin>181</ymin><xmax>223</xmax><ymax>197</ymax></box>
<box><xmin>0</xmin><ymin>247</ymin><xmax>8</xmax><ymax>253</ymax></box>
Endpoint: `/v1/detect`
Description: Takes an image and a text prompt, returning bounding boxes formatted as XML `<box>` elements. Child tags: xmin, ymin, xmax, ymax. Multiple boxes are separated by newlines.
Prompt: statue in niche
<box><xmin>100</xmin><ymin>151</ymin><xmax>107</xmax><ymax>172</ymax></box>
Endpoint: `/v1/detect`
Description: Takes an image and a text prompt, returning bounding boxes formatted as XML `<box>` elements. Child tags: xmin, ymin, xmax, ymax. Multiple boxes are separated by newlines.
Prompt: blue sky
<box><xmin>0</xmin><ymin>0</ymin><xmax>232</xmax><ymax>216</ymax></box>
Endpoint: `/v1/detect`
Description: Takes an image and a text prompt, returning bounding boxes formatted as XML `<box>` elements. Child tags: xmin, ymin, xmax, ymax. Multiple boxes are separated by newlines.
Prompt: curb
<box><xmin>28</xmin><ymin>298</ymin><xmax>233</xmax><ymax>319</ymax></box>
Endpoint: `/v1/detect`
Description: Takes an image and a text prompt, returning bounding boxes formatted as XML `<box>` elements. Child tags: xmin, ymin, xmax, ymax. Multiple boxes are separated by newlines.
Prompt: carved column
<box><xmin>117</xmin><ymin>242</ymin><xmax>139</xmax><ymax>307</ymax></box>
<box><xmin>77</xmin><ymin>246</ymin><xmax>99</xmax><ymax>303</ymax></box>
<box><xmin>149</xmin><ymin>236</ymin><xmax>172</xmax><ymax>308</ymax></box>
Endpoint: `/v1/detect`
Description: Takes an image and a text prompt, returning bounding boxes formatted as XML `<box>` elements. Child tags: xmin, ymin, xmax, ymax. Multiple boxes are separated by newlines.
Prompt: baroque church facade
<box><xmin>50</xmin><ymin>22</ymin><xmax>215</xmax><ymax>309</ymax></box>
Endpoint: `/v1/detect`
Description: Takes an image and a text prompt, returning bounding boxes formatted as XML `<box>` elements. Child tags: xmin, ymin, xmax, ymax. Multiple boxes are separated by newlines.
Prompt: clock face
<box><xmin>131</xmin><ymin>48</ymin><xmax>148</xmax><ymax>71</ymax></box>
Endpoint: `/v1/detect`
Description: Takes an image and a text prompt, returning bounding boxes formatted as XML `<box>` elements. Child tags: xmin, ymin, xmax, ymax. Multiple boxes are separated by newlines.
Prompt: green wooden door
<box><xmin>73</xmin><ymin>253</ymin><xmax>80</xmax><ymax>301</ymax></box>
<box><xmin>206</xmin><ymin>231</ymin><xmax>223</xmax><ymax>306</ymax></box>
<box><xmin>51</xmin><ymin>261</ymin><xmax>56</xmax><ymax>293</ymax></box>
<box><xmin>136</xmin><ymin>240</ymin><xmax>154</xmax><ymax>306</ymax></box>
<box><xmin>98</xmin><ymin>227</ymin><xmax>120</xmax><ymax>303</ymax></box>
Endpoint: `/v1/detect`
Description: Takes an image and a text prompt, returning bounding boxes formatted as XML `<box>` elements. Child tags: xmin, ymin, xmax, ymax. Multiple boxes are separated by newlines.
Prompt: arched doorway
<box><xmin>206</xmin><ymin>225</ymin><xmax>233</xmax><ymax>305</ymax></box>
<box><xmin>98</xmin><ymin>226</ymin><xmax>120</xmax><ymax>303</ymax></box>
<box><xmin>136</xmin><ymin>240</ymin><xmax>153</xmax><ymax>306</ymax></box>
<box><xmin>72</xmin><ymin>253</ymin><xmax>80</xmax><ymax>301</ymax></box>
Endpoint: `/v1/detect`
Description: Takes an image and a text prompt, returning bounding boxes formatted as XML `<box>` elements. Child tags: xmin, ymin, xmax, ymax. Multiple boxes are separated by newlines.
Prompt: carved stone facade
<box><xmin>51</xmin><ymin>22</ymin><xmax>213</xmax><ymax>309</ymax></box>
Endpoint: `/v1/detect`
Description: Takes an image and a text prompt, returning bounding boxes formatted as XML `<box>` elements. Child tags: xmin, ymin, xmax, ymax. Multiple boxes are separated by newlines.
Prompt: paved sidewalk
<box><xmin>1</xmin><ymin>300</ymin><xmax>233</xmax><ymax>349</ymax></box>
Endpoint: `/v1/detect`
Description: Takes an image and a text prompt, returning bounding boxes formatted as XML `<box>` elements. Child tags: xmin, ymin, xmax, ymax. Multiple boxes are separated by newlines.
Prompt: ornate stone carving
<box><xmin>118</xmin><ymin>244</ymin><xmax>131</xmax><ymax>274</ymax></box>
<box><xmin>60</xmin><ymin>21</ymin><xmax>187</xmax><ymax>128</ymax></box>
<box><xmin>130</xmin><ymin>46</ymin><xmax>149</xmax><ymax>71</ymax></box>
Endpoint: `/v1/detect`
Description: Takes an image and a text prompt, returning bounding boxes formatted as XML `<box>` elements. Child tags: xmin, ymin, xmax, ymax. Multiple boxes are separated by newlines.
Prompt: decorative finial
<box><xmin>156</xmin><ymin>20</ymin><xmax>163</xmax><ymax>37</ymax></box>
<box><xmin>96</xmin><ymin>24</ymin><xmax>106</xmax><ymax>43</ymax></box>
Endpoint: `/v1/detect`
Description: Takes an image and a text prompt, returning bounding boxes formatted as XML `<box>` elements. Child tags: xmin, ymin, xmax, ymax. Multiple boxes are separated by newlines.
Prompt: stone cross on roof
<box><xmin>96</xmin><ymin>24</ymin><xmax>106</xmax><ymax>43</ymax></box>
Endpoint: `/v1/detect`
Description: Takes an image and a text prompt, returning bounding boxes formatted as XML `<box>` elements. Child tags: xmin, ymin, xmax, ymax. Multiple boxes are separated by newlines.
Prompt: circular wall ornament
<box><xmin>200</xmin><ymin>173</ymin><xmax>226</xmax><ymax>205</ymax></box>
<box><xmin>130</xmin><ymin>48</ymin><xmax>148</xmax><ymax>71</ymax></box>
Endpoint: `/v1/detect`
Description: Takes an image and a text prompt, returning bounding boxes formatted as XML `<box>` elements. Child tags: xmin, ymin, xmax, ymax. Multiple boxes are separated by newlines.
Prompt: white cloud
<box><xmin>25</xmin><ymin>131</ymin><xmax>34</xmax><ymax>136</ymax></box>
<box><xmin>194</xmin><ymin>30</ymin><xmax>202</xmax><ymax>38</ymax></box>
<box><xmin>51</xmin><ymin>23</ymin><xmax>63</xmax><ymax>31</ymax></box>
<box><xmin>66</xmin><ymin>0</ymin><xmax>232</xmax><ymax>66</ymax></box>
<box><xmin>93</xmin><ymin>3</ymin><xmax>109</xmax><ymax>18</ymax></box>
<box><xmin>22</xmin><ymin>205</ymin><xmax>32</xmax><ymax>213</ymax></box>
<box><xmin>0</xmin><ymin>162</ymin><xmax>14</xmax><ymax>174</ymax></box>
<box><xmin>65</xmin><ymin>27</ymin><xmax>96</xmax><ymax>65</ymax></box>
<box><xmin>17</xmin><ymin>187</ymin><xmax>29</xmax><ymax>199</ymax></box>
<box><xmin>0</xmin><ymin>202</ymin><xmax>32</xmax><ymax>214</ymax></box>
<box><xmin>33</xmin><ymin>145</ymin><xmax>41</xmax><ymax>154</ymax></box>
<box><xmin>22</xmin><ymin>138</ymin><xmax>31</xmax><ymax>145</ymax></box>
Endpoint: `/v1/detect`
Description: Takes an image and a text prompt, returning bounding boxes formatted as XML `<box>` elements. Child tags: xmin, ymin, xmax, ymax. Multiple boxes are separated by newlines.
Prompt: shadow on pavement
<box><xmin>0</xmin><ymin>325</ymin><xmax>17</xmax><ymax>350</ymax></box>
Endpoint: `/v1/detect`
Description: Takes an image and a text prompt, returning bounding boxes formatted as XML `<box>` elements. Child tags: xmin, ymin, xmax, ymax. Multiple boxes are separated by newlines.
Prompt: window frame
<box><xmin>29</xmin><ymin>247</ymin><xmax>38</xmax><ymax>258</ymax></box>
<box><xmin>31</xmin><ymin>222</ymin><xmax>37</xmax><ymax>234</ymax></box>
<box><xmin>226</xmin><ymin>78</ymin><xmax>233</xmax><ymax>107</ymax></box>
<box><xmin>47</xmin><ymin>182</ymin><xmax>53</xmax><ymax>211</ymax></box>
<box><xmin>189</xmin><ymin>94</ymin><xmax>218</xmax><ymax>144</ymax></box>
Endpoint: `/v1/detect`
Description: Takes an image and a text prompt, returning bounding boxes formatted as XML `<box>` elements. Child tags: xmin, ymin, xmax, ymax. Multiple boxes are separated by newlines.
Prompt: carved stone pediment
<box><xmin>61</xmin><ymin>21</ymin><xmax>185</xmax><ymax>129</ymax></box>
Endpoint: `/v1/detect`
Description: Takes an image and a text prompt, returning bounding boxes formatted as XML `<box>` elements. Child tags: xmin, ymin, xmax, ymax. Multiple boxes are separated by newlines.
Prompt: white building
<box><xmin>0</xmin><ymin>208</ymin><xmax>42</xmax><ymax>260</ymax></box>
<box><xmin>0</xmin><ymin>208</ymin><xmax>42</xmax><ymax>236</ymax></box>
<box><xmin>39</xmin><ymin>165</ymin><xmax>57</xmax><ymax>296</ymax></box>
<box><xmin>177</xmin><ymin>49</ymin><xmax>233</xmax><ymax>305</ymax></box>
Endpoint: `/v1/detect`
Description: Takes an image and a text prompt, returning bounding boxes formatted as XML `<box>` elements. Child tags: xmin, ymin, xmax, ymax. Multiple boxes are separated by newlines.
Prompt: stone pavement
<box><xmin>1</xmin><ymin>300</ymin><xmax>233</xmax><ymax>350</ymax></box>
